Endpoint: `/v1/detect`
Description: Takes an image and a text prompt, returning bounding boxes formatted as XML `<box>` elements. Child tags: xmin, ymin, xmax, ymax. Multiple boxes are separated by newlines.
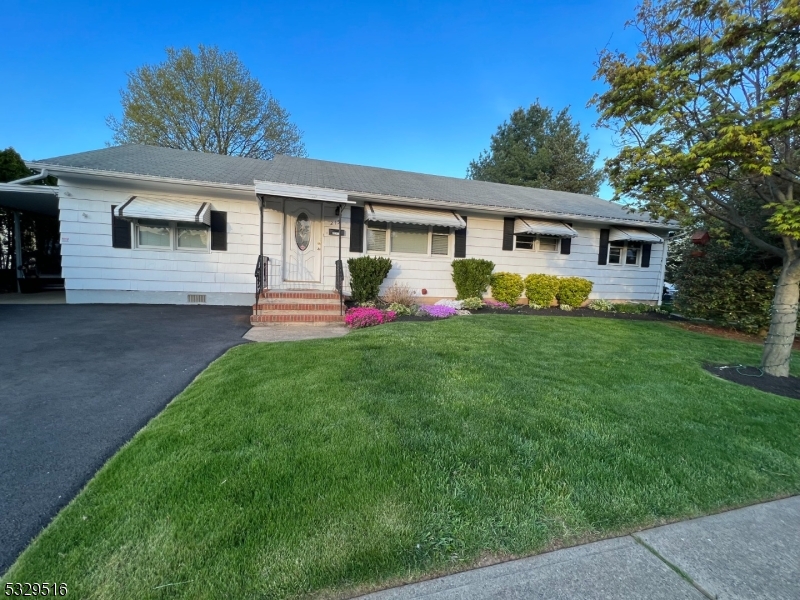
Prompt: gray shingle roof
<box><xmin>30</xmin><ymin>144</ymin><xmax>664</xmax><ymax>225</ymax></box>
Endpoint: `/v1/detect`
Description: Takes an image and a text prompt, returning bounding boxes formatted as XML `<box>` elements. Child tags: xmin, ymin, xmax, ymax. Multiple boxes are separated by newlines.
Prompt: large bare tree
<box><xmin>108</xmin><ymin>45</ymin><xmax>306</xmax><ymax>159</ymax></box>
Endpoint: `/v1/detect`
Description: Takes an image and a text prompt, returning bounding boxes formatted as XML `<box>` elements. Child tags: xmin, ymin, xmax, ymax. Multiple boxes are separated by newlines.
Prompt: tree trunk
<box><xmin>761</xmin><ymin>258</ymin><xmax>800</xmax><ymax>377</ymax></box>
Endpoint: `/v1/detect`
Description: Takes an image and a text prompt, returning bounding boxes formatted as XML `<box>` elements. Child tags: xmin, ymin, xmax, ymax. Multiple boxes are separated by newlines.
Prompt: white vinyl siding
<box><xmin>58</xmin><ymin>178</ymin><xmax>259</xmax><ymax>305</ymax></box>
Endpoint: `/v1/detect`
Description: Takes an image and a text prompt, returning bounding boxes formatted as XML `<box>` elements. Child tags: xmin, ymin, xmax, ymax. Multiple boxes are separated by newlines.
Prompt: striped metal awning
<box><xmin>114</xmin><ymin>196</ymin><xmax>211</xmax><ymax>225</ymax></box>
<box><xmin>365</xmin><ymin>203</ymin><xmax>466</xmax><ymax>229</ymax></box>
<box><xmin>609</xmin><ymin>227</ymin><xmax>663</xmax><ymax>243</ymax></box>
<box><xmin>514</xmin><ymin>218</ymin><xmax>577</xmax><ymax>238</ymax></box>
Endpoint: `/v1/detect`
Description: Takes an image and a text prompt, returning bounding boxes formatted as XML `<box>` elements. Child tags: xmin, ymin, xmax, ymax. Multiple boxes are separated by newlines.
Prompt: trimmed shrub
<box><xmin>490</xmin><ymin>272</ymin><xmax>525</xmax><ymax>306</ymax></box>
<box><xmin>345</xmin><ymin>307</ymin><xmax>396</xmax><ymax>328</ymax></box>
<box><xmin>451</xmin><ymin>258</ymin><xmax>494</xmax><ymax>300</ymax></box>
<box><xmin>587</xmin><ymin>299</ymin><xmax>614</xmax><ymax>312</ymax></box>
<box><xmin>460</xmin><ymin>297</ymin><xmax>484</xmax><ymax>311</ymax></box>
<box><xmin>348</xmin><ymin>256</ymin><xmax>392</xmax><ymax>304</ymax></box>
<box><xmin>524</xmin><ymin>274</ymin><xmax>560</xmax><ymax>308</ymax></box>
<box><xmin>557</xmin><ymin>277</ymin><xmax>593</xmax><ymax>308</ymax></box>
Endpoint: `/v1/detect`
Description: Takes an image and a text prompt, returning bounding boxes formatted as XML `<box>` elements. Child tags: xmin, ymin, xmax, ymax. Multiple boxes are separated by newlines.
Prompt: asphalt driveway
<box><xmin>0</xmin><ymin>304</ymin><xmax>252</xmax><ymax>573</ymax></box>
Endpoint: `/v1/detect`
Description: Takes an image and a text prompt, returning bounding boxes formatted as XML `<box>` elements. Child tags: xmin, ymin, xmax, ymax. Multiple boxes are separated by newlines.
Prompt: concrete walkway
<box><xmin>361</xmin><ymin>496</ymin><xmax>800</xmax><ymax>600</ymax></box>
<box><xmin>243</xmin><ymin>324</ymin><xmax>348</xmax><ymax>342</ymax></box>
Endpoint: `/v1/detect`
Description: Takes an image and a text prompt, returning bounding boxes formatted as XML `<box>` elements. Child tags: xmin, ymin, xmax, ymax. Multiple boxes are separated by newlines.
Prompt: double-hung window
<box><xmin>135</xmin><ymin>220</ymin><xmax>210</xmax><ymax>252</ymax></box>
<box><xmin>366</xmin><ymin>222</ymin><xmax>452</xmax><ymax>256</ymax></box>
<box><xmin>515</xmin><ymin>234</ymin><xmax>560</xmax><ymax>252</ymax></box>
<box><xmin>608</xmin><ymin>241</ymin><xmax>641</xmax><ymax>265</ymax></box>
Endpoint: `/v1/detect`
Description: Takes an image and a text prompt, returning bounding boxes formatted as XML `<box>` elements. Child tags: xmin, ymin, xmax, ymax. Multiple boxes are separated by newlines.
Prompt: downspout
<box><xmin>9</xmin><ymin>169</ymin><xmax>49</xmax><ymax>185</ymax></box>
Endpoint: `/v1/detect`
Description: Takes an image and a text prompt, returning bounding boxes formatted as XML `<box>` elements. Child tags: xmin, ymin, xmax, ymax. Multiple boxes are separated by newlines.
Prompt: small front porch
<box><xmin>251</xmin><ymin>289</ymin><xmax>345</xmax><ymax>325</ymax></box>
<box><xmin>252</xmin><ymin>185</ymin><xmax>351</xmax><ymax>325</ymax></box>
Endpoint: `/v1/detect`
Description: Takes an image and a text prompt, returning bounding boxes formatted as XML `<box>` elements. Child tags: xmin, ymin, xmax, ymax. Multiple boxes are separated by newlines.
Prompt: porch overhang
<box><xmin>254</xmin><ymin>180</ymin><xmax>354</xmax><ymax>204</ymax></box>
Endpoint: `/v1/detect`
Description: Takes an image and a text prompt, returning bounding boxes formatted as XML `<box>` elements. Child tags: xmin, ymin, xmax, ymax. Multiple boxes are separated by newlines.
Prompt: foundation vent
<box><xmin>187</xmin><ymin>294</ymin><xmax>207</xmax><ymax>304</ymax></box>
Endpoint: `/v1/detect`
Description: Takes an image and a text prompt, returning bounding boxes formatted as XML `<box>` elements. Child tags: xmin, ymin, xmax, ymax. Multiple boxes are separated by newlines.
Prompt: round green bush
<box><xmin>348</xmin><ymin>256</ymin><xmax>392</xmax><ymax>304</ymax></box>
<box><xmin>524</xmin><ymin>274</ymin><xmax>560</xmax><ymax>308</ymax></box>
<box><xmin>490</xmin><ymin>272</ymin><xmax>525</xmax><ymax>306</ymax></box>
<box><xmin>557</xmin><ymin>277</ymin><xmax>593</xmax><ymax>308</ymax></box>
<box><xmin>451</xmin><ymin>259</ymin><xmax>495</xmax><ymax>299</ymax></box>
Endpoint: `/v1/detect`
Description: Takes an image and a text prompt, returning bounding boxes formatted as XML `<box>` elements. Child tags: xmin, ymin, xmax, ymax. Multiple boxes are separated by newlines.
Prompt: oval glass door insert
<box><xmin>295</xmin><ymin>212</ymin><xmax>311</xmax><ymax>251</ymax></box>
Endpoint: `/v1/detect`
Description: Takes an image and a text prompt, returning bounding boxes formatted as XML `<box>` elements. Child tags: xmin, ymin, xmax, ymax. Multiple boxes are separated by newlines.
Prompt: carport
<box><xmin>0</xmin><ymin>171</ymin><xmax>63</xmax><ymax>295</ymax></box>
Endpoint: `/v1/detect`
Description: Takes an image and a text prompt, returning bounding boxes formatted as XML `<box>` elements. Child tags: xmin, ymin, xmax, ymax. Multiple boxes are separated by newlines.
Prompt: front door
<box><xmin>283</xmin><ymin>200</ymin><xmax>322</xmax><ymax>283</ymax></box>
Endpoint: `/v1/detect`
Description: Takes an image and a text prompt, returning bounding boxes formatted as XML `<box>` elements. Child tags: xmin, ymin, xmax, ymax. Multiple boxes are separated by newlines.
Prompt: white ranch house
<box><xmin>8</xmin><ymin>145</ymin><xmax>672</xmax><ymax>324</ymax></box>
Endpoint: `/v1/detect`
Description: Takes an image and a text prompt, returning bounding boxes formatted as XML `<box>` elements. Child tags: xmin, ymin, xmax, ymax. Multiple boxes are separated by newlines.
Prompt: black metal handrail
<box><xmin>255</xmin><ymin>255</ymin><xmax>268</xmax><ymax>304</ymax></box>
<box><xmin>335</xmin><ymin>259</ymin><xmax>344</xmax><ymax>315</ymax></box>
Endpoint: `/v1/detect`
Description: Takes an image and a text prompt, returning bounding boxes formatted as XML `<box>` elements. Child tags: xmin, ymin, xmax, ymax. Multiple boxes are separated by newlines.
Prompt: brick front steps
<box><xmin>251</xmin><ymin>290</ymin><xmax>345</xmax><ymax>325</ymax></box>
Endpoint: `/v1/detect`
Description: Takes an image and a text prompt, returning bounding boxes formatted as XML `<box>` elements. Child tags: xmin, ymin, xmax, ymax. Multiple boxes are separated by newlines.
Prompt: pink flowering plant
<box><xmin>345</xmin><ymin>307</ymin><xmax>397</xmax><ymax>329</ymax></box>
<box><xmin>418</xmin><ymin>304</ymin><xmax>458</xmax><ymax>318</ymax></box>
<box><xmin>484</xmin><ymin>299</ymin><xmax>510</xmax><ymax>309</ymax></box>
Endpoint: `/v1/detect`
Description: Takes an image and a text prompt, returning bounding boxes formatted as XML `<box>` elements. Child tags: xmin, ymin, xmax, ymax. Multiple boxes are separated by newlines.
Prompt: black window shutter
<box><xmin>349</xmin><ymin>206</ymin><xmax>364</xmax><ymax>253</ymax></box>
<box><xmin>111</xmin><ymin>205</ymin><xmax>131</xmax><ymax>249</ymax></box>
<box><xmin>560</xmin><ymin>223</ymin><xmax>572</xmax><ymax>254</ymax></box>
<box><xmin>598</xmin><ymin>229</ymin><xmax>610</xmax><ymax>265</ymax></box>
<box><xmin>641</xmin><ymin>243</ymin><xmax>652</xmax><ymax>268</ymax></box>
<box><xmin>454</xmin><ymin>215</ymin><xmax>467</xmax><ymax>258</ymax></box>
<box><xmin>210</xmin><ymin>210</ymin><xmax>227</xmax><ymax>251</ymax></box>
<box><xmin>502</xmin><ymin>217</ymin><xmax>515</xmax><ymax>251</ymax></box>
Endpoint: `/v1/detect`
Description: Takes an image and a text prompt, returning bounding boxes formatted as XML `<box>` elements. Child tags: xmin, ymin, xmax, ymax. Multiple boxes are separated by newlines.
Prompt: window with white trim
<box><xmin>366</xmin><ymin>222</ymin><xmax>452</xmax><ymax>256</ymax></box>
<box><xmin>515</xmin><ymin>234</ymin><xmax>560</xmax><ymax>252</ymax></box>
<box><xmin>134</xmin><ymin>219</ymin><xmax>210</xmax><ymax>252</ymax></box>
<box><xmin>608</xmin><ymin>240</ymin><xmax>641</xmax><ymax>265</ymax></box>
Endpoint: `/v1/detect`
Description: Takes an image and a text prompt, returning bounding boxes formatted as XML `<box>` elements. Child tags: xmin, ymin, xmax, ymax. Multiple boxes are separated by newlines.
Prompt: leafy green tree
<box><xmin>0</xmin><ymin>148</ymin><xmax>32</xmax><ymax>272</ymax></box>
<box><xmin>592</xmin><ymin>0</ymin><xmax>800</xmax><ymax>376</ymax></box>
<box><xmin>0</xmin><ymin>147</ymin><xmax>31</xmax><ymax>183</ymax></box>
<box><xmin>108</xmin><ymin>45</ymin><xmax>306</xmax><ymax>159</ymax></box>
<box><xmin>468</xmin><ymin>102</ymin><xmax>603</xmax><ymax>195</ymax></box>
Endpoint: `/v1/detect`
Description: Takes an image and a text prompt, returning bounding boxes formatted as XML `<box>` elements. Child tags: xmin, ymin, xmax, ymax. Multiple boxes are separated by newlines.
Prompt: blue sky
<box><xmin>1</xmin><ymin>0</ymin><xmax>641</xmax><ymax>198</ymax></box>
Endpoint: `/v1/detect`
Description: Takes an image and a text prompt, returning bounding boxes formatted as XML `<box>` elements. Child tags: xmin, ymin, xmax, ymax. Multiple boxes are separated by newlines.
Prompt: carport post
<box><xmin>13</xmin><ymin>211</ymin><xmax>22</xmax><ymax>293</ymax></box>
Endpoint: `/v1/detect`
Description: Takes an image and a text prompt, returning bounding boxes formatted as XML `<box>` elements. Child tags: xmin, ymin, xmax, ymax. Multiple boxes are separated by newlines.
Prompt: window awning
<box><xmin>514</xmin><ymin>218</ymin><xmax>577</xmax><ymax>238</ymax></box>
<box><xmin>114</xmin><ymin>196</ymin><xmax>211</xmax><ymax>226</ymax></box>
<box><xmin>365</xmin><ymin>203</ymin><xmax>466</xmax><ymax>229</ymax></box>
<box><xmin>609</xmin><ymin>227</ymin><xmax>663</xmax><ymax>243</ymax></box>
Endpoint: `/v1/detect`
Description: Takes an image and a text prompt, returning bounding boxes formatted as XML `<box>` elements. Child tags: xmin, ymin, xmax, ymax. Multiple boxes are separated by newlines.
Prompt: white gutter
<box><xmin>9</xmin><ymin>169</ymin><xmax>49</xmax><ymax>184</ymax></box>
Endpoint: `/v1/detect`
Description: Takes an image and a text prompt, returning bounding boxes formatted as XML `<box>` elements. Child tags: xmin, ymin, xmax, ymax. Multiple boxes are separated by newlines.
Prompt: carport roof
<box><xmin>0</xmin><ymin>183</ymin><xmax>59</xmax><ymax>216</ymax></box>
<box><xmin>29</xmin><ymin>144</ymin><xmax>670</xmax><ymax>226</ymax></box>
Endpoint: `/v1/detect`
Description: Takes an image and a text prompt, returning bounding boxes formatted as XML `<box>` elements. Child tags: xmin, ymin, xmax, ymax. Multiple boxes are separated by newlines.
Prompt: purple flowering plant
<box><xmin>418</xmin><ymin>304</ymin><xmax>458</xmax><ymax>318</ymax></box>
<box><xmin>345</xmin><ymin>307</ymin><xmax>397</xmax><ymax>329</ymax></box>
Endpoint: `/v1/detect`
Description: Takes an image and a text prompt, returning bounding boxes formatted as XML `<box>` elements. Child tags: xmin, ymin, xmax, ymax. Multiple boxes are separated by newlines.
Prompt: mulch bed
<box><xmin>704</xmin><ymin>364</ymin><xmax>800</xmax><ymax>400</ymax></box>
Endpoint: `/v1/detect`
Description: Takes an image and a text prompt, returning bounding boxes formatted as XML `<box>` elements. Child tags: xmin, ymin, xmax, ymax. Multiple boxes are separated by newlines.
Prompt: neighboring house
<box><xmin>17</xmin><ymin>144</ymin><xmax>672</xmax><ymax>323</ymax></box>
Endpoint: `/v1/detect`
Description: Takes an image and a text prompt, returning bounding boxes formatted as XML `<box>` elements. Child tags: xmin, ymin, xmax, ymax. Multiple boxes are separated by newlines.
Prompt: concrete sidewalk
<box><xmin>361</xmin><ymin>495</ymin><xmax>800</xmax><ymax>600</ymax></box>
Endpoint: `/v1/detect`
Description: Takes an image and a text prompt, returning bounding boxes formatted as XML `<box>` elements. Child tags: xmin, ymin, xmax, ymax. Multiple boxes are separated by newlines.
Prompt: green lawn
<box><xmin>4</xmin><ymin>316</ymin><xmax>800</xmax><ymax>599</ymax></box>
